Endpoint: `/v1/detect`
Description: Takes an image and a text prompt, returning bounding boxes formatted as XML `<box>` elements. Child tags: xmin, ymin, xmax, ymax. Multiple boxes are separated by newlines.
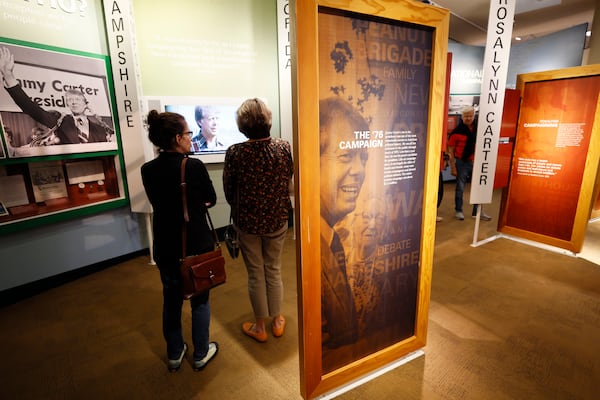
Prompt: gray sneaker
<box><xmin>193</xmin><ymin>342</ymin><xmax>219</xmax><ymax>371</ymax></box>
<box><xmin>472</xmin><ymin>212</ymin><xmax>492</xmax><ymax>221</ymax></box>
<box><xmin>167</xmin><ymin>342</ymin><xmax>187</xmax><ymax>372</ymax></box>
<box><xmin>455</xmin><ymin>211</ymin><xmax>465</xmax><ymax>220</ymax></box>
<box><xmin>480</xmin><ymin>212</ymin><xmax>492</xmax><ymax>221</ymax></box>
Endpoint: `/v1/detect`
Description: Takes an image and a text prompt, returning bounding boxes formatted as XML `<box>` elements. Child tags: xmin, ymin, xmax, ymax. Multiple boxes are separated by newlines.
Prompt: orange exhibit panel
<box><xmin>498</xmin><ymin>66</ymin><xmax>600</xmax><ymax>252</ymax></box>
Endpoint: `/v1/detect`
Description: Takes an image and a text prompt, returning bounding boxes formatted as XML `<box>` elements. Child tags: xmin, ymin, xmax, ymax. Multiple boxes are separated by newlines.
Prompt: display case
<box><xmin>0</xmin><ymin>38</ymin><xmax>128</xmax><ymax>234</ymax></box>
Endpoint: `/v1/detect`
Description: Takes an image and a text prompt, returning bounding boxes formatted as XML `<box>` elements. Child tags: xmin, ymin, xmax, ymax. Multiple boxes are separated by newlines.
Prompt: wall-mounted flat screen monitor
<box><xmin>144</xmin><ymin>96</ymin><xmax>248</xmax><ymax>163</ymax></box>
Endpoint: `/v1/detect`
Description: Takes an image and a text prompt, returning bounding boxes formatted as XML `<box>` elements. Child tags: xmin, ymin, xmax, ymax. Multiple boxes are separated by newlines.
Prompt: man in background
<box><xmin>447</xmin><ymin>105</ymin><xmax>492</xmax><ymax>221</ymax></box>
<box><xmin>343</xmin><ymin>196</ymin><xmax>386</xmax><ymax>338</ymax></box>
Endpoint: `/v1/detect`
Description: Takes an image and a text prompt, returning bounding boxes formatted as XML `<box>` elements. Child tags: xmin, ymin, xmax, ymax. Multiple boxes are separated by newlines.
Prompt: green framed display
<box><xmin>0</xmin><ymin>38</ymin><xmax>128</xmax><ymax>234</ymax></box>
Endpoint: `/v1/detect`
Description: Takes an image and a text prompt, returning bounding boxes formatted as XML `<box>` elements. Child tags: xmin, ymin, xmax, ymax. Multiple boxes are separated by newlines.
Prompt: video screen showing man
<box><xmin>191</xmin><ymin>105</ymin><xmax>225</xmax><ymax>152</ymax></box>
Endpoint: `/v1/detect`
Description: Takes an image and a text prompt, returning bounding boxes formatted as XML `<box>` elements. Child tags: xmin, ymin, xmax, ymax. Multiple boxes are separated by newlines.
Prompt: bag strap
<box><xmin>180</xmin><ymin>157</ymin><xmax>219</xmax><ymax>260</ymax></box>
<box><xmin>230</xmin><ymin>186</ymin><xmax>239</xmax><ymax>225</ymax></box>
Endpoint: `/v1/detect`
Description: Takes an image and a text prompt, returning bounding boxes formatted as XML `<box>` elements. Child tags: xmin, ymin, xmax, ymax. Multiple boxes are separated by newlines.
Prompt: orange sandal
<box><xmin>272</xmin><ymin>316</ymin><xmax>286</xmax><ymax>338</ymax></box>
<box><xmin>242</xmin><ymin>322</ymin><xmax>268</xmax><ymax>342</ymax></box>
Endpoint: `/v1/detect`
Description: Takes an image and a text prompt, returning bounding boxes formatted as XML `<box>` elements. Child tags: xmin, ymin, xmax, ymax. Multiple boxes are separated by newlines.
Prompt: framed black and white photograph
<box><xmin>0</xmin><ymin>40</ymin><xmax>118</xmax><ymax>158</ymax></box>
<box><xmin>28</xmin><ymin>160</ymin><xmax>68</xmax><ymax>202</ymax></box>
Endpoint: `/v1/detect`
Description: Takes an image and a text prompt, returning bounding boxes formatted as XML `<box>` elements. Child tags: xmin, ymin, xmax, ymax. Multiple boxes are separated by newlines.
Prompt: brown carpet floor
<box><xmin>1</xmin><ymin>186</ymin><xmax>599</xmax><ymax>399</ymax></box>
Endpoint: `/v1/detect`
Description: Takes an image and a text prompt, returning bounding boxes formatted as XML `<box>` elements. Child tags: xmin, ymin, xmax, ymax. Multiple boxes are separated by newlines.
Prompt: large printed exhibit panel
<box><xmin>292</xmin><ymin>0</ymin><xmax>449</xmax><ymax>398</ymax></box>
<box><xmin>318</xmin><ymin>9</ymin><xmax>430</xmax><ymax>375</ymax></box>
<box><xmin>498</xmin><ymin>65</ymin><xmax>600</xmax><ymax>252</ymax></box>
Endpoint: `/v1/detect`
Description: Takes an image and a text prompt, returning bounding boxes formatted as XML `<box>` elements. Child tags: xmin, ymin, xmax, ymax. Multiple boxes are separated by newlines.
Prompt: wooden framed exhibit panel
<box><xmin>592</xmin><ymin>163</ymin><xmax>600</xmax><ymax>219</ymax></box>
<box><xmin>494</xmin><ymin>89</ymin><xmax>520</xmax><ymax>189</ymax></box>
<box><xmin>498</xmin><ymin>65</ymin><xmax>600</xmax><ymax>252</ymax></box>
<box><xmin>590</xmin><ymin>168</ymin><xmax>600</xmax><ymax>218</ymax></box>
<box><xmin>291</xmin><ymin>1</ymin><xmax>449</xmax><ymax>398</ymax></box>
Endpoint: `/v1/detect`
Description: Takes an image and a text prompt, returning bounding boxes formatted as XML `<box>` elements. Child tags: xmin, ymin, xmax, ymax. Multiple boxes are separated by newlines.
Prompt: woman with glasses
<box><xmin>141</xmin><ymin>110</ymin><xmax>219</xmax><ymax>372</ymax></box>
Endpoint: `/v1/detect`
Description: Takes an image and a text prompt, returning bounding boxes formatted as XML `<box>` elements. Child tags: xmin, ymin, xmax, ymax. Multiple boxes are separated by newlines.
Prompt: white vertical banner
<box><xmin>103</xmin><ymin>0</ymin><xmax>154</xmax><ymax>213</ymax></box>
<box><xmin>277</xmin><ymin>0</ymin><xmax>293</xmax><ymax>151</ymax></box>
<box><xmin>470</xmin><ymin>0</ymin><xmax>515</xmax><ymax>204</ymax></box>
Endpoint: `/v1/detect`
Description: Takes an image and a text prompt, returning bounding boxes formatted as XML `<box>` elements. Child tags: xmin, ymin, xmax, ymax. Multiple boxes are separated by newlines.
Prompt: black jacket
<box><xmin>141</xmin><ymin>152</ymin><xmax>217</xmax><ymax>265</ymax></box>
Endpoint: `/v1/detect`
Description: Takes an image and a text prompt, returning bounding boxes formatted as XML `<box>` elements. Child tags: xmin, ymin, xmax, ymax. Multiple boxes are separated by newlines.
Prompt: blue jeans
<box><xmin>454</xmin><ymin>159</ymin><xmax>477</xmax><ymax>215</ymax></box>
<box><xmin>159</xmin><ymin>264</ymin><xmax>210</xmax><ymax>361</ymax></box>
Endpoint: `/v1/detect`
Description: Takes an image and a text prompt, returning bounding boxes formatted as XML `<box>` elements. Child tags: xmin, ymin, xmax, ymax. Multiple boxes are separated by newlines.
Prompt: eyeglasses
<box><xmin>181</xmin><ymin>131</ymin><xmax>193</xmax><ymax>137</ymax></box>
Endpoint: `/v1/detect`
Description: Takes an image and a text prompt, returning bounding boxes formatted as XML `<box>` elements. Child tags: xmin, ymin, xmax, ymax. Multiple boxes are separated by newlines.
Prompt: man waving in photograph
<box><xmin>0</xmin><ymin>46</ymin><xmax>114</xmax><ymax>146</ymax></box>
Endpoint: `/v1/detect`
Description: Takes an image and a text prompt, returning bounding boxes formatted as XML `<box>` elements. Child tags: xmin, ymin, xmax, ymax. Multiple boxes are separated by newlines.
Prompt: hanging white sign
<box><xmin>470</xmin><ymin>0</ymin><xmax>515</xmax><ymax>204</ymax></box>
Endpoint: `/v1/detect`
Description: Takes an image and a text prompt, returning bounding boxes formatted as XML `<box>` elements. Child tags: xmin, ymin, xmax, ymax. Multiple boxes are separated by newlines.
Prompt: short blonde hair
<box><xmin>236</xmin><ymin>98</ymin><xmax>272</xmax><ymax>139</ymax></box>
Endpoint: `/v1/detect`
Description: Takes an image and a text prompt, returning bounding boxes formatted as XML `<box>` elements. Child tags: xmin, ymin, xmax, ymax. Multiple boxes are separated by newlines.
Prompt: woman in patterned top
<box><xmin>223</xmin><ymin>98</ymin><xmax>293</xmax><ymax>343</ymax></box>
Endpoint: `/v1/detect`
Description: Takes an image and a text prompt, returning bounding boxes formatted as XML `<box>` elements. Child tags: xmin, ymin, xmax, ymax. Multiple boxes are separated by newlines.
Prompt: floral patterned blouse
<box><xmin>223</xmin><ymin>137</ymin><xmax>293</xmax><ymax>235</ymax></box>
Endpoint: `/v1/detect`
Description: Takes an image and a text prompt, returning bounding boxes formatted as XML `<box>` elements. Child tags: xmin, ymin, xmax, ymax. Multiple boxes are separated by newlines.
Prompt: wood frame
<box><xmin>498</xmin><ymin>65</ymin><xmax>600</xmax><ymax>252</ymax></box>
<box><xmin>592</xmin><ymin>162</ymin><xmax>600</xmax><ymax>220</ymax></box>
<box><xmin>291</xmin><ymin>1</ymin><xmax>448</xmax><ymax>398</ymax></box>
